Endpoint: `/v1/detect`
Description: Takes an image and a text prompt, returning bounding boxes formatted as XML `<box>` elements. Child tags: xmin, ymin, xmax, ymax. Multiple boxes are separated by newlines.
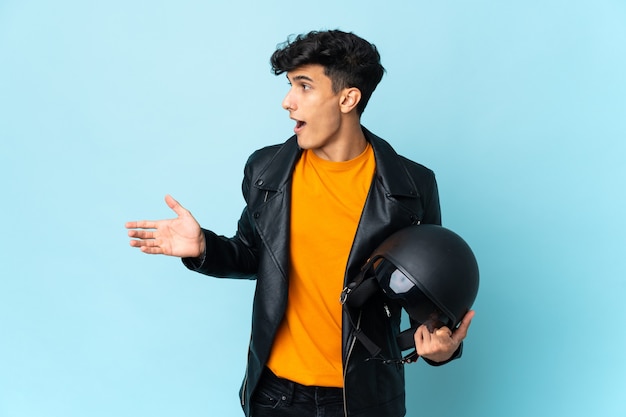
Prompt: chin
<box><xmin>296</xmin><ymin>136</ymin><xmax>314</xmax><ymax>150</ymax></box>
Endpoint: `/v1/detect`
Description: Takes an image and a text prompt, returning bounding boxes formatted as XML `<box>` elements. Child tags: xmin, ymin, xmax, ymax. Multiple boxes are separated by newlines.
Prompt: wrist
<box><xmin>198</xmin><ymin>233</ymin><xmax>206</xmax><ymax>258</ymax></box>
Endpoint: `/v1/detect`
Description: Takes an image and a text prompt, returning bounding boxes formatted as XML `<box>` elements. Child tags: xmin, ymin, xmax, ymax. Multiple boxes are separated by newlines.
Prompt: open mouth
<box><xmin>294</xmin><ymin>120</ymin><xmax>306</xmax><ymax>133</ymax></box>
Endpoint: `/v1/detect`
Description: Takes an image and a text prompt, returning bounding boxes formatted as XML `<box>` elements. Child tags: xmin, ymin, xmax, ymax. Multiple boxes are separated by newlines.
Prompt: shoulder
<box><xmin>246</xmin><ymin>143</ymin><xmax>284</xmax><ymax>167</ymax></box>
<box><xmin>397</xmin><ymin>153</ymin><xmax>436</xmax><ymax>182</ymax></box>
<box><xmin>244</xmin><ymin>136</ymin><xmax>299</xmax><ymax>172</ymax></box>
<box><xmin>241</xmin><ymin>136</ymin><xmax>302</xmax><ymax>197</ymax></box>
<box><xmin>365</xmin><ymin>127</ymin><xmax>436</xmax><ymax>185</ymax></box>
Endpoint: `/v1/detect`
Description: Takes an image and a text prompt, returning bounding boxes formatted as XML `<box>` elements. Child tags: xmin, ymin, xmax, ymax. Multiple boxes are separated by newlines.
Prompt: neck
<box><xmin>312</xmin><ymin>119</ymin><xmax>367</xmax><ymax>162</ymax></box>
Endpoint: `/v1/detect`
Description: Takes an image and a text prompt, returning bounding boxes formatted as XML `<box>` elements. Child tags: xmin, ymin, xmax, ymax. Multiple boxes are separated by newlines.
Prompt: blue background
<box><xmin>1</xmin><ymin>1</ymin><xmax>625</xmax><ymax>416</ymax></box>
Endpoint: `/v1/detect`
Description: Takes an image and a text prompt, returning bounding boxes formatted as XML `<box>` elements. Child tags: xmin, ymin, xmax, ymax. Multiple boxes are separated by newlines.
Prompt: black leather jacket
<box><xmin>184</xmin><ymin>127</ymin><xmax>452</xmax><ymax>416</ymax></box>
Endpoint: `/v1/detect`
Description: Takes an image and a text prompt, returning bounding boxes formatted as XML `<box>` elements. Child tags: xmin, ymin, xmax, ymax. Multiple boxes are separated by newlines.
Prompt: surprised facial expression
<box><xmin>282</xmin><ymin>64</ymin><xmax>345</xmax><ymax>153</ymax></box>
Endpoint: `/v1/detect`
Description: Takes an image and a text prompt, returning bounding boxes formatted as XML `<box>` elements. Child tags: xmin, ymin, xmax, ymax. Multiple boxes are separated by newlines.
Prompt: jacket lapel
<box><xmin>249</xmin><ymin>136</ymin><xmax>302</xmax><ymax>283</ymax></box>
<box><xmin>344</xmin><ymin>128</ymin><xmax>422</xmax><ymax>284</ymax></box>
<box><xmin>246</xmin><ymin>129</ymin><xmax>421</xmax><ymax>286</ymax></box>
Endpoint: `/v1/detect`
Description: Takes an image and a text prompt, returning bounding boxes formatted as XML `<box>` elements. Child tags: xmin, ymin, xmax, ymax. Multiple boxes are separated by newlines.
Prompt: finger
<box><xmin>165</xmin><ymin>194</ymin><xmax>189</xmax><ymax>217</ymax></box>
<box><xmin>127</xmin><ymin>229</ymin><xmax>156</xmax><ymax>239</ymax></box>
<box><xmin>452</xmin><ymin>310</ymin><xmax>475</xmax><ymax>343</ymax></box>
<box><xmin>435</xmin><ymin>327</ymin><xmax>453</xmax><ymax>338</ymax></box>
<box><xmin>130</xmin><ymin>236</ymin><xmax>165</xmax><ymax>252</ymax></box>
<box><xmin>129</xmin><ymin>238</ymin><xmax>154</xmax><ymax>247</ymax></box>
<box><xmin>414</xmin><ymin>324</ymin><xmax>430</xmax><ymax>345</ymax></box>
<box><xmin>125</xmin><ymin>220</ymin><xmax>157</xmax><ymax>230</ymax></box>
<box><xmin>414</xmin><ymin>325</ymin><xmax>440</xmax><ymax>357</ymax></box>
<box><xmin>140</xmin><ymin>245</ymin><xmax>164</xmax><ymax>255</ymax></box>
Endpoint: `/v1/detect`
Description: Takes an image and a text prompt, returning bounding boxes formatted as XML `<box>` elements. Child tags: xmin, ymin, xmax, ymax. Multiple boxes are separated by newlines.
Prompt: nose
<box><xmin>282</xmin><ymin>90</ymin><xmax>296</xmax><ymax>111</ymax></box>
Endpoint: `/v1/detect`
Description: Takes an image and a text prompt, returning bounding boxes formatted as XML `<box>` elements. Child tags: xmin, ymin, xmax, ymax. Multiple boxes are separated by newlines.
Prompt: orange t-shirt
<box><xmin>266</xmin><ymin>143</ymin><xmax>376</xmax><ymax>387</ymax></box>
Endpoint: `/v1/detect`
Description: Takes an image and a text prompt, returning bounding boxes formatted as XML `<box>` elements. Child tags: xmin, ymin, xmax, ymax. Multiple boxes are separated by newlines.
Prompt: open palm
<box><xmin>126</xmin><ymin>195</ymin><xmax>205</xmax><ymax>258</ymax></box>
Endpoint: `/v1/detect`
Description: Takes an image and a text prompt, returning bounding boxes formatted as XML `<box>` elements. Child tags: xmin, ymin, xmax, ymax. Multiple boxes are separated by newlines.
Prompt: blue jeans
<box><xmin>250</xmin><ymin>368</ymin><xmax>345</xmax><ymax>417</ymax></box>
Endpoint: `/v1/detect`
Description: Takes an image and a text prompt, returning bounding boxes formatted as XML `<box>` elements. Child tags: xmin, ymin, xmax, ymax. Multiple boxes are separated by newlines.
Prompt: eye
<box><xmin>302</xmin><ymin>84</ymin><xmax>311</xmax><ymax>91</ymax></box>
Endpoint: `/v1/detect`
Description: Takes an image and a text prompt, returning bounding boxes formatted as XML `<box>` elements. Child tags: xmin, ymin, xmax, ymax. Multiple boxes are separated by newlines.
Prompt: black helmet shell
<box><xmin>370</xmin><ymin>224</ymin><xmax>479</xmax><ymax>328</ymax></box>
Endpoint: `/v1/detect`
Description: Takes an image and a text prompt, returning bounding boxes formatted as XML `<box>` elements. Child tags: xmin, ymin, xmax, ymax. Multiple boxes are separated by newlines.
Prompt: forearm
<box><xmin>182</xmin><ymin>228</ymin><xmax>258</xmax><ymax>279</ymax></box>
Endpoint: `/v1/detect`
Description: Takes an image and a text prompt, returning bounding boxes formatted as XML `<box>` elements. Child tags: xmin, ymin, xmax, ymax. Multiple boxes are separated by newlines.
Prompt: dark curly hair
<box><xmin>270</xmin><ymin>30</ymin><xmax>385</xmax><ymax>115</ymax></box>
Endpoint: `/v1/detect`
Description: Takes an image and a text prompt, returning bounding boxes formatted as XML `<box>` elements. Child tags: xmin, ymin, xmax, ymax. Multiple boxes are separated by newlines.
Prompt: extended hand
<box><xmin>414</xmin><ymin>310</ymin><xmax>475</xmax><ymax>363</ymax></box>
<box><xmin>126</xmin><ymin>195</ymin><xmax>205</xmax><ymax>258</ymax></box>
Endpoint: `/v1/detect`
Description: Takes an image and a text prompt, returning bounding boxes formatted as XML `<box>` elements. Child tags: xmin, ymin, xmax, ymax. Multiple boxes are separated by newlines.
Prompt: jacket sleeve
<box><xmin>422</xmin><ymin>344</ymin><xmax>463</xmax><ymax>366</ymax></box>
<box><xmin>421</xmin><ymin>172</ymin><xmax>442</xmax><ymax>226</ymax></box>
<box><xmin>181</xmin><ymin>158</ymin><xmax>260</xmax><ymax>279</ymax></box>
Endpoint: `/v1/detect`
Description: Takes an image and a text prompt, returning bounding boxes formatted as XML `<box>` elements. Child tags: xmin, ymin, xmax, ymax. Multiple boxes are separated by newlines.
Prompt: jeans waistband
<box><xmin>262</xmin><ymin>367</ymin><xmax>343</xmax><ymax>398</ymax></box>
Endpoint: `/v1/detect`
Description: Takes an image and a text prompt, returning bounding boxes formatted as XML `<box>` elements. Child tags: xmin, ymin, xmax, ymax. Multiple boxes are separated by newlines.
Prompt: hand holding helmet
<box><xmin>342</xmin><ymin>224</ymin><xmax>479</xmax><ymax>364</ymax></box>
<box><xmin>414</xmin><ymin>309</ymin><xmax>474</xmax><ymax>363</ymax></box>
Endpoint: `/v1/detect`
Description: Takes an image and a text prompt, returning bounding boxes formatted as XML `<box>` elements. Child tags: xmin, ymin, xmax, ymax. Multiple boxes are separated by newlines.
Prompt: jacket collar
<box><xmin>252</xmin><ymin>126</ymin><xmax>419</xmax><ymax>198</ymax></box>
<box><xmin>363</xmin><ymin>126</ymin><xmax>420</xmax><ymax>199</ymax></box>
<box><xmin>252</xmin><ymin>136</ymin><xmax>301</xmax><ymax>192</ymax></box>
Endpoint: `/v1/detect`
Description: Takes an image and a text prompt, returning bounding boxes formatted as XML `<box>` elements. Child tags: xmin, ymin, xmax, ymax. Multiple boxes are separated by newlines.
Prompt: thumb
<box><xmin>164</xmin><ymin>194</ymin><xmax>189</xmax><ymax>217</ymax></box>
<box><xmin>452</xmin><ymin>310</ymin><xmax>475</xmax><ymax>344</ymax></box>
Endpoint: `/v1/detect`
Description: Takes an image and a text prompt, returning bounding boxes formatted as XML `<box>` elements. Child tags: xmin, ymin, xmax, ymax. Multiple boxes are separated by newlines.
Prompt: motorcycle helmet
<box><xmin>341</xmin><ymin>224</ymin><xmax>479</xmax><ymax>359</ymax></box>
<box><xmin>370</xmin><ymin>224</ymin><xmax>479</xmax><ymax>331</ymax></box>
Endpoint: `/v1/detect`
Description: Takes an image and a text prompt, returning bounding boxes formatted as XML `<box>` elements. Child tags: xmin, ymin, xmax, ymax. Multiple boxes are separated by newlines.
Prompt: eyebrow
<box><xmin>287</xmin><ymin>74</ymin><xmax>315</xmax><ymax>83</ymax></box>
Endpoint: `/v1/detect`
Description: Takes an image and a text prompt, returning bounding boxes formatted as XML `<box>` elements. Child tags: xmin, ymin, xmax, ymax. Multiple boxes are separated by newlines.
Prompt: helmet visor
<box><xmin>374</xmin><ymin>259</ymin><xmax>450</xmax><ymax>330</ymax></box>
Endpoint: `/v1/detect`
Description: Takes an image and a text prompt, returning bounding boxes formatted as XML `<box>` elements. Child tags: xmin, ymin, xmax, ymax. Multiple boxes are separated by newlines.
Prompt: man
<box><xmin>126</xmin><ymin>30</ymin><xmax>474</xmax><ymax>417</ymax></box>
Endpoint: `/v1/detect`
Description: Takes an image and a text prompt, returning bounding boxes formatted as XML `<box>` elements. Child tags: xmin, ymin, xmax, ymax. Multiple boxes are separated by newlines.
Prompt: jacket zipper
<box><xmin>343</xmin><ymin>310</ymin><xmax>362</xmax><ymax>417</ymax></box>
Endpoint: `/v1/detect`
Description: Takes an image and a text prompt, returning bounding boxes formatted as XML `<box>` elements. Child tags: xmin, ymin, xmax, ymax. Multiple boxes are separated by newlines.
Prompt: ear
<box><xmin>339</xmin><ymin>87</ymin><xmax>362</xmax><ymax>114</ymax></box>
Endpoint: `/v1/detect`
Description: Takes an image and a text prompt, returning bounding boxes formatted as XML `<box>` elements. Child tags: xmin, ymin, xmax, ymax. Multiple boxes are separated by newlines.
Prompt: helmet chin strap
<box><xmin>396</xmin><ymin>326</ymin><xmax>419</xmax><ymax>352</ymax></box>
<box><xmin>358</xmin><ymin>326</ymin><xmax>420</xmax><ymax>365</ymax></box>
<box><xmin>370</xmin><ymin>318</ymin><xmax>448</xmax><ymax>365</ymax></box>
<box><xmin>364</xmin><ymin>325</ymin><xmax>420</xmax><ymax>365</ymax></box>
<box><xmin>341</xmin><ymin>261</ymin><xmax>421</xmax><ymax>365</ymax></box>
<box><xmin>340</xmin><ymin>258</ymin><xmax>449</xmax><ymax>366</ymax></box>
